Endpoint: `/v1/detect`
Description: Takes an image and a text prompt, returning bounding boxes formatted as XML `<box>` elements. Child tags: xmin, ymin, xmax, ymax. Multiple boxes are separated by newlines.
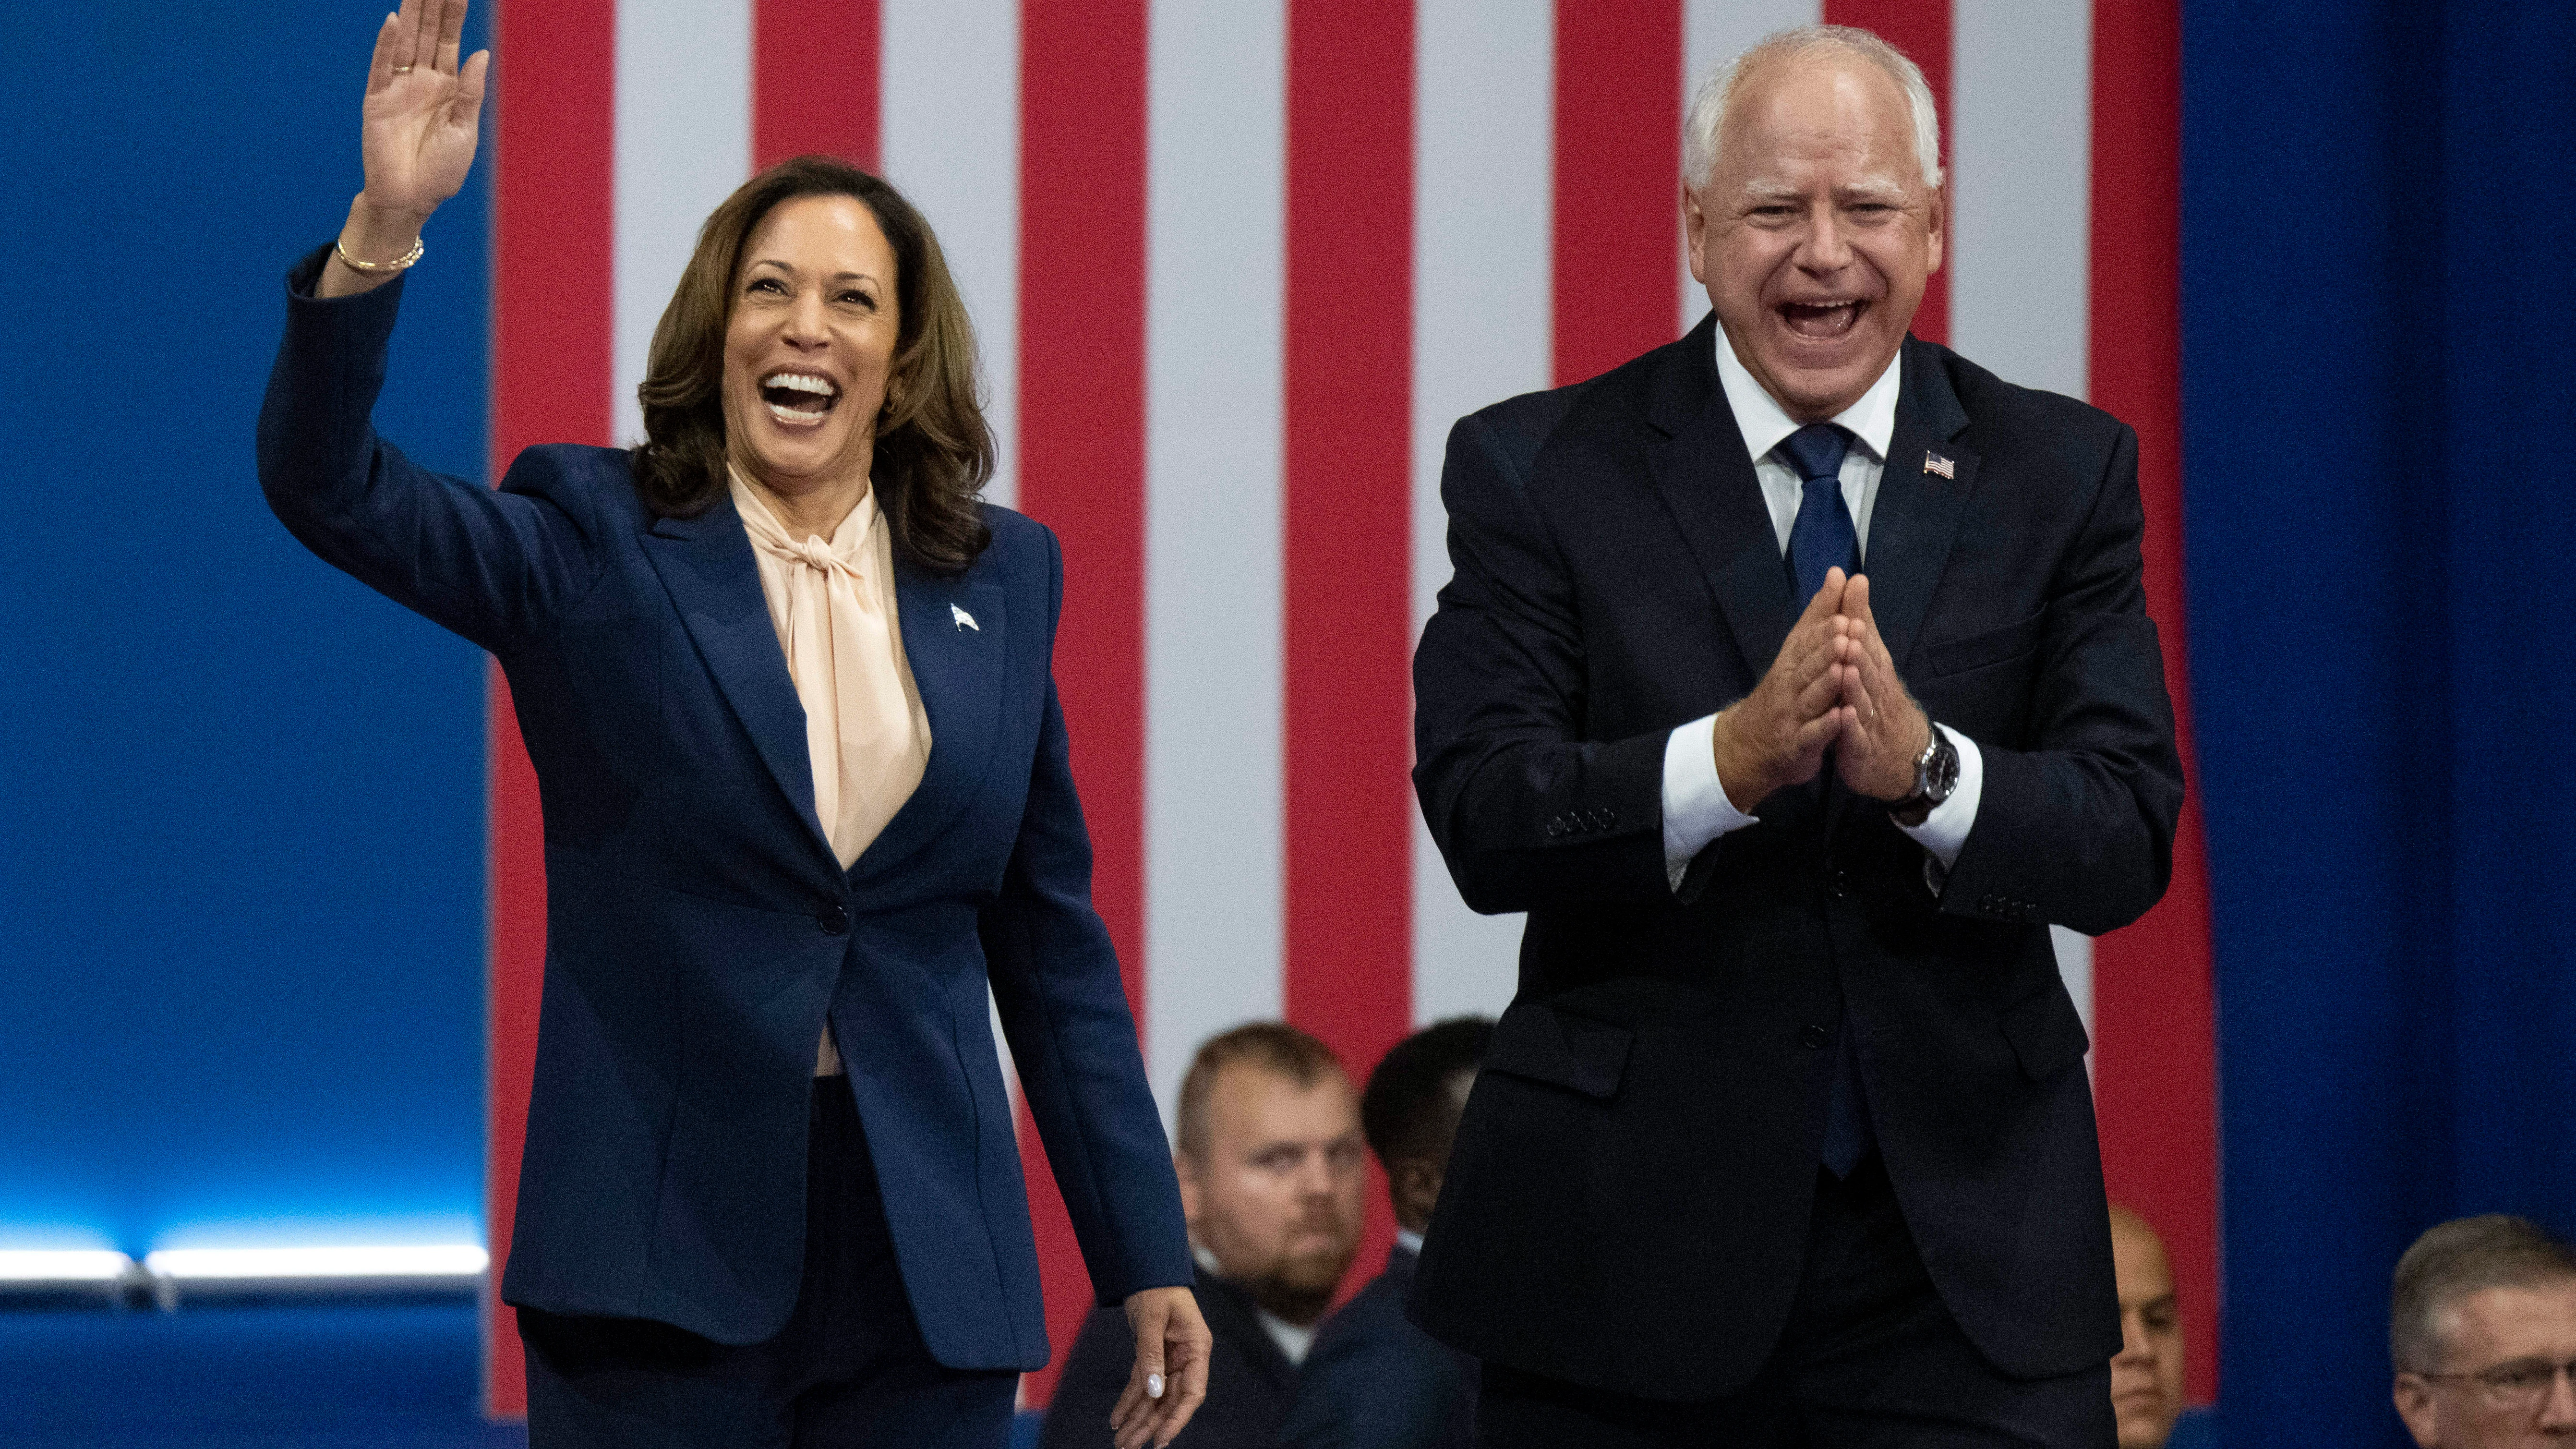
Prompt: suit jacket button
<box><xmin>818</xmin><ymin>905</ymin><xmax>851</xmax><ymax>935</ymax></box>
<box><xmin>1828</xmin><ymin>870</ymin><xmax>1850</xmax><ymax>900</ymax></box>
<box><xmin>1801</xmin><ymin>1024</ymin><xmax>1830</xmax><ymax>1049</ymax></box>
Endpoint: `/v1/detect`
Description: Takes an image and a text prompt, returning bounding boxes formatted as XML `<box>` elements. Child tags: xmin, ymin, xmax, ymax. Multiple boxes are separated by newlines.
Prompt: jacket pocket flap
<box><xmin>1485</xmin><ymin>1003</ymin><xmax>1634</xmax><ymax>1100</ymax></box>
<box><xmin>1919</xmin><ymin>609</ymin><xmax>2047</xmax><ymax>678</ymax></box>
<box><xmin>1999</xmin><ymin>986</ymin><xmax>2090</xmax><ymax>1082</ymax></box>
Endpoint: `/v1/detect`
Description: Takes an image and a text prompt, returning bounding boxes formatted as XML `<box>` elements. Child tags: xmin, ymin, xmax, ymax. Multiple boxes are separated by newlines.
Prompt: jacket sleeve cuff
<box><xmin>1661</xmin><ymin>713</ymin><xmax>1760</xmax><ymax>892</ymax></box>
<box><xmin>1897</xmin><ymin>724</ymin><xmax>1983</xmax><ymax>884</ymax></box>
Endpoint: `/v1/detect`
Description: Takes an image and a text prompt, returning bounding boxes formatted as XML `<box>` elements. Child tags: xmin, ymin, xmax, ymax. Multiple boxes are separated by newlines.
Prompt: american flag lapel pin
<box><xmin>1924</xmin><ymin>450</ymin><xmax>1955</xmax><ymax>479</ymax></box>
<box><xmin>951</xmin><ymin>604</ymin><xmax>979</xmax><ymax>632</ymax></box>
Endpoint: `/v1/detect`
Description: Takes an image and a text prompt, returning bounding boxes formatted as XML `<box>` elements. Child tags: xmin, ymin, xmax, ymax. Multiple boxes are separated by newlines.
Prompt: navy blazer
<box><xmin>257</xmin><ymin>251</ymin><xmax>1191</xmax><ymax>1366</ymax></box>
<box><xmin>1410</xmin><ymin>319</ymin><xmax>2183</xmax><ymax>1398</ymax></box>
<box><xmin>1274</xmin><ymin>1247</ymin><xmax>1475</xmax><ymax>1449</ymax></box>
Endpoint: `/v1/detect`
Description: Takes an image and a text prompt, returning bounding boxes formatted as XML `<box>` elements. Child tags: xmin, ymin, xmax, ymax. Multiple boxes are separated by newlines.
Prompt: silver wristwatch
<box><xmin>1891</xmin><ymin>725</ymin><xmax>1959</xmax><ymax>825</ymax></box>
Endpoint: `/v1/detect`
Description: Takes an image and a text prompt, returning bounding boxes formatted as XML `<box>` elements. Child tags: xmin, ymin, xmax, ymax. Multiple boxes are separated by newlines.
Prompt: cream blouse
<box><xmin>728</xmin><ymin>469</ymin><xmax>930</xmax><ymax>1075</ymax></box>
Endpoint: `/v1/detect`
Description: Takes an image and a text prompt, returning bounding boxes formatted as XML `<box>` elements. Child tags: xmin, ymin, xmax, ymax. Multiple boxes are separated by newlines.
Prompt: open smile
<box><xmin>758</xmin><ymin>370</ymin><xmax>840</xmax><ymax>429</ymax></box>
<box><xmin>1778</xmin><ymin>298</ymin><xmax>1869</xmax><ymax>339</ymax></box>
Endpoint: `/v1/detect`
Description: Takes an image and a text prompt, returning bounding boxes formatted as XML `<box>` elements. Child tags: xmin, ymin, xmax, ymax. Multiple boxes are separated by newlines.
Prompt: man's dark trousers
<box><xmin>1408</xmin><ymin>319</ymin><xmax>2182</xmax><ymax>1444</ymax></box>
<box><xmin>1474</xmin><ymin>1154</ymin><xmax>2114</xmax><ymax>1446</ymax></box>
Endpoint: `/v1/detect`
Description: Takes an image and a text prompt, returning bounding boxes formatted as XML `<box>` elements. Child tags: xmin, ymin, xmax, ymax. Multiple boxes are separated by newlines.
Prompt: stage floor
<box><xmin>0</xmin><ymin>1302</ymin><xmax>1045</xmax><ymax>1448</ymax></box>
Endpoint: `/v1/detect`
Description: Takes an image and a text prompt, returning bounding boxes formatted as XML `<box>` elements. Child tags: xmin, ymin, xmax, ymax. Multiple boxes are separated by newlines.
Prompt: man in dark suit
<box><xmin>1276</xmin><ymin>1018</ymin><xmax>1490</xmax><ymax>1449</ymax></box>
<box><xmin>1408</xmin><ymin>24</ymin><xmax>2182</xmax><ymax>1447</ymax></box>
<box><xmin>1044</xmin><ymin>1025</ymin><xmax>1368</xmax><ymax>1449</ymax></box>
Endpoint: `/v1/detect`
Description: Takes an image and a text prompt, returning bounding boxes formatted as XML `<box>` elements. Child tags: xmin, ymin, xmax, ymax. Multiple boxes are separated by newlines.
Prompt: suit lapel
<box><xmin>1196</xmin><ymin>1267</ymin><xmax>1297</xmax><ymax>1393</ymax></box>
<box><xmin>1860</xmin><ymin>338</ymin><xmax>1979</xmax><ymax>673</ymax></box>
<box><xmin>641</xmin><ymin>492</ymin><xmax>833</xmax><ymax>859</ymax></box>
<box><xmin>1645</xmin><ymin>316</ymin><xmax>1794</xmax><ymax>682</ymax></box>
<box><xmin>849</xmin><ymin>557</ymin><xmax>1006</xmax><ymax>882</ymax></box>
<box><xmin>1825</xmin><ymin>338</ymin><xmax>1980</xmax><ymax>840</ymax></box>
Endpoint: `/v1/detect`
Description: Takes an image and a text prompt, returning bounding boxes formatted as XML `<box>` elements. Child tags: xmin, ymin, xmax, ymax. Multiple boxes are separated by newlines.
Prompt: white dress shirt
<box><xmin>1659</xmin><ymin>333</ymin><xmax>1986</xmax><ymax>891</ymax></box>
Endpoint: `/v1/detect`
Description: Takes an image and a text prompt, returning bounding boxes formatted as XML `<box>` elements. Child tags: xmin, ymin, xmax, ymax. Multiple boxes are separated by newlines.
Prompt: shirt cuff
<box><xmin>1663</xmin><ymin>714</ymin><xmax>1760</xmax><ymax>892</ymax></box>
<box><xmin>1895</xmin><ymin>724</ymin><xmax>1983</xmax><ymax>881</ymax></box>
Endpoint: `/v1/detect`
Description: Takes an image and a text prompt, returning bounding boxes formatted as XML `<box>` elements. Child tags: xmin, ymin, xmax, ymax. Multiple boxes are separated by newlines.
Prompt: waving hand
<box><xmin>323</xmin><ymin>0</ymin><xmax>489</xmax><ymax>297</ymax></box>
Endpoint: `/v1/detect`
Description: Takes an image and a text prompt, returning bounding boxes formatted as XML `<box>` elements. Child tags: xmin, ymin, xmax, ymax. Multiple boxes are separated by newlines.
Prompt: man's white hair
<box><xmin>1683</xmin><ymin>24</ymin><xmax>1944</xmax><ymax>196</ymax></box>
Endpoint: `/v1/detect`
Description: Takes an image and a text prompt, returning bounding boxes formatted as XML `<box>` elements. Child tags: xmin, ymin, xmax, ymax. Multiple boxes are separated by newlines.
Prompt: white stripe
<box><xmin>1408</xmin><ymin>0</ymin><xmax>1553</xmax><ymax>1027</ymax></box>
<box><xmin>881</xmin><ymin>0</ymin><xmax>1021</xmax><ymax>510</ymax></box>
<box><xmin>1680</xmin><ymin>0</ymin><xmax>1822</xmax><ymax>332</ymax></box>
<box><xmin>1144</xmin><ymin>0</ymin><xmax>1287</xmax><ymax>1126</ymax></box>
<box><xmin>612</xmin><ymin>0</ymin><xmax>753</xmax><ymax>449</ymax></box>
<box><xmin>1950</xmin><ymin>3</ymin><xmax>2095</xmax><ymax>1036</ymax></box>
<box><xmin>1948</xmin><ymin>0</ymin><xmax>2092</xmax><ymax>400</ymax></box>
<box><xmin>0</xmin><ymin>1250</ymin><xmax>131</xmax><ymax>1283</ymax></box>
<box><xmin>2052</xmin><ymin>926</ymin><xmax>2095</xmax><ymax>1071</ymax></box>
<box><xmin>143</xmin><ymin>1245</ymin><xmax>488</xmax><ymax>1279</ymax></box>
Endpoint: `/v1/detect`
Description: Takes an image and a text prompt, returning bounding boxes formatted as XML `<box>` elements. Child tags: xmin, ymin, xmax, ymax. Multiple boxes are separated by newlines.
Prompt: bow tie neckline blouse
<box><xmin>728</xmin><ymin>467</ymin><xmax>931</xmax><ymax>1076</ymax></box>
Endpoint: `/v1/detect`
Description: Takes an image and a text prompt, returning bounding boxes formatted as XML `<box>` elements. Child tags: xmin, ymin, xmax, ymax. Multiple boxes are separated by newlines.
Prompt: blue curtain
<box><xmin>0</xmin><ymin>3</ymin><xmax>491</xmax><ymax>1253</ymax></box>
<box><xmin>2184</xmin><ymin>3</ymin><xmax>2576</xmax><ymax>1444</ymax></box>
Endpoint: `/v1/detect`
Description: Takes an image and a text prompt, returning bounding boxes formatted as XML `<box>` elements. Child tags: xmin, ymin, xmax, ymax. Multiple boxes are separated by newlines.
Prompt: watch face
<box><xmin>1913</xmin><ymin>734</ymin><xmax>1956</xmax><ymax>805</ymax></box>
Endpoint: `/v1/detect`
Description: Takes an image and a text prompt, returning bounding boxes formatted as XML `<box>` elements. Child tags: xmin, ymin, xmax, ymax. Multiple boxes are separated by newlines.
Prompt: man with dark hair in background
<box><xmin>2391</xmin><ymin>1215</ymin><xmax>2576</xmax><ymax>1448</ymax></box>
<box><xmin>1044</xmin><ymin>1024</ymin><xmax>1369</xmax><ymax>1449</ymax></box>
<box><xmin>1276</xmin><ymin>1017</ymin><xmax>1493</xmax><ymax>1449</ymax></box>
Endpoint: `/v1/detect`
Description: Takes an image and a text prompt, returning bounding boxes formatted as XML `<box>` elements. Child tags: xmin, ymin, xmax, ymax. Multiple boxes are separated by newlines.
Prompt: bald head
<box><xmin>2110</xmin><ymin>1207</ymin><xmax>2185</xmax><ymax>1449</ymax></box>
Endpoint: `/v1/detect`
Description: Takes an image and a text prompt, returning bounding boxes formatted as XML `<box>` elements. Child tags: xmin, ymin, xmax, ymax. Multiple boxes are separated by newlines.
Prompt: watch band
<box><xmin>1891</xmin><ymin>725</ymin><xmax>1959</xmax><ymax>824</ymax></box>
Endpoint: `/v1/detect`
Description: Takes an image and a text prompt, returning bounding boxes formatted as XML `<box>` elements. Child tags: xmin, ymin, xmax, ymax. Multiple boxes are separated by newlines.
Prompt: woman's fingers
<box><xmin>454</xmin><ymin>48</ymin><xmax>491</xmax><ymax>119</ymax></box>
<box><xmin>1156</xmin><ymin>1335</ymin><xmax>1210</xmax><ymax>1448</ymax></box>
<box><xmin>434</xmin><ymin>0</ymin><xmax>469</xmax><ymax>77</ymax></box>
<box><xmin>1109</xmin><ymin>1375</ymin><xmax>1144</xmax><ymax>1438</ymax></box>
<box><xmin>365</xmin><ymin>11</ymin><xmax>399</xmax><ymax>94</ymax></box>
<box><xmin>397</xmin><ymin>0</ymin><xmax>432</xmax><ymax>74</ymax></box>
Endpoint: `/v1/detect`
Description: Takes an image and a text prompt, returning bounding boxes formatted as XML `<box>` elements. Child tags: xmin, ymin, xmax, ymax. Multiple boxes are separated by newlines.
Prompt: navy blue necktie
<box><xmin>1777</xmin><ymin>423</ymin><xmax>1875</xmax><ymax>1177</ymax></box>
<box><xmin>1781</xmin><ymin>423</ymin><xmax>1859</xmax><ymax>604</ymax></box>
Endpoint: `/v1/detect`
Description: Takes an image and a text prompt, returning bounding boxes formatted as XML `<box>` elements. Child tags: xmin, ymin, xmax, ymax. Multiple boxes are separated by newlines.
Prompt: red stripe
<box><xmin>485</xmin><ymin>0</ymin><xmax>616</xmax><ymax>1418</ymax></box>
<box><xmin>753</xmin><ymin>0</ymin><xmax>880</xmax><ymax>169</ymax></box>
<box><xmin>2087</xmin><ymin>0</ymin><xmax>2218</xmax><ymax>1406</ymax></box>
<box><xmin>1820</xmin><ymin>0</ymin><xmax>1949</xmax><ymax>344</ymax></box>
<box><xmin>1285</xmin><ymin>0</ymin><xmax>1417</xmax><ymax>1303</ymax></box>
<box><xmin>1552</xmin><ymin>0</ymin><xmax>1684</xmax><ymax>386</ymax></box>
<box><xmin>1014</xmin><ymin>0</ymin><xmax>1150</xmax><ymax>1406</ymax></box>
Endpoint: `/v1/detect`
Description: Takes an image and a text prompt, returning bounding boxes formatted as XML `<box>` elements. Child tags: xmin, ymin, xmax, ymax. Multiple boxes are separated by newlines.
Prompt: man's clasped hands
<box><xmin>1711</xmin><ymin>569</ymin><xmax>1933</xmax><ymax>815</ymax></box>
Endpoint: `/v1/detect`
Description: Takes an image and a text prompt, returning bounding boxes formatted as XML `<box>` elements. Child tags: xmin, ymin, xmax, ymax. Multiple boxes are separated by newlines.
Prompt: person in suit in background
<box><xmin>2107</xmin><ymin>1206</ymin><xmax>2194</xmax><ymax>1449</ymax></box>
<box><xmin>2392</xmin><ymin>1216</ymin><xmax>2576</xmax><ymax>1449</ymax></box>
<box><xmin>1408</xmin><ymin>22</ymin><xmax>2182</xmax><ymax>1447</ymax></box>
<box><xmin>1045</xmin><ymin>1026</ymin><xmax>1368</xmax><ymax>1449</ymax></box>
<box><xmin>1275</xmin><ymin>1018</ymin><xmax>1491</xmax><ymax>1449</ymax></box>
<box><xmin>265</xmin><ymin>3</ymin><xmax>1206</xmax><ymax>1444</ymax></box>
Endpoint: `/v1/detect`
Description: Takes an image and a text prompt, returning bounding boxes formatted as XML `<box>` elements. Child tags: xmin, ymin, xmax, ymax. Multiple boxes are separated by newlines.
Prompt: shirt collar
<box><xmin>1710</xmin><ymin>326</ymin><xmax>1903</xmax><ymax>470</ymax></box>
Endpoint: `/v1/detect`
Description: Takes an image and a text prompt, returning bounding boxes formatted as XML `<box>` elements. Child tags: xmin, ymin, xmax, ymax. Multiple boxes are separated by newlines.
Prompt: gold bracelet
<box><xmin>333</xmin><ymin>234</ymin><xmax>425</xmax><ymax>274</ymax></box>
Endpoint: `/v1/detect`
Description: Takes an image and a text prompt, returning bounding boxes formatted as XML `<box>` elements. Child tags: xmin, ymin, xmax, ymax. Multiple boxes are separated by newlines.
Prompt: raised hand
<box><xmin>1830</xmin><ymin>573</ymin><xmax>1933</xmax><ymax>803</ymax></box>
<box><xmin>361</xmin><ymin>0</ymin><xmax>488</xmax><ymax>220</ymax></box>
<box><xmin>324</xmin><ymin>0</ymin><xmax>489</xmax><ymax>295</ymax></box>
<box><xmin>1711</xmin><ymin>568</ymin><xmax>1851</xmax><ymax>812</ymax></box>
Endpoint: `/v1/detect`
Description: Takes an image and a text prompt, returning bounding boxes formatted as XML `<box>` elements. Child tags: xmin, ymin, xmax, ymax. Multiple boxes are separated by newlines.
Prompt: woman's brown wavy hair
<box><xmin>630</xmin><ymin>156</ymin><xmax>993</xmax><ymax>574</ymax></box>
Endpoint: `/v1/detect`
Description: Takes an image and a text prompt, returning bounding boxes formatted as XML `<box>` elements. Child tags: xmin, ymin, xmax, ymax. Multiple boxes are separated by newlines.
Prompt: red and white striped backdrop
<box><xmin>481</xmin><ymin>0</ymin><xmax>2214</xmax><ymax>1415</ymax></box>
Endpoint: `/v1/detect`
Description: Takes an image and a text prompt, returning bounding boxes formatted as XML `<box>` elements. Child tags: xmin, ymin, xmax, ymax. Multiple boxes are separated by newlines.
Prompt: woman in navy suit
<box><xmin>262</xmin><ymin>2</ymin><xmax>1208</xmax><ymax>1444</ymax></box>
